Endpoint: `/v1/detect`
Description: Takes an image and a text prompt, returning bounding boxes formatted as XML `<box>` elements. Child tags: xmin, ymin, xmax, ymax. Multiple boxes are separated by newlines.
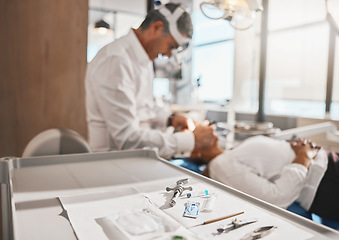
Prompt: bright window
<box><xmin>192</xmin><ymin>41</ymin><xmax>234</xmax><ymax>102</ymax></box>
<box><xmin>265</xmin><ymin>0</ymin><xmax>330</xmax><ymax>119</ymax></box>
<box><xmin>268</xmin><ymin>0</ymin><xmax>326</xmax><ymax>31</ymax></box>
<box><xmin>191</xmin><ymin>0</ymin><xmax>235</xmax><ymax>104</ymax></box>
<box><xmin>153</xmin><ymin>77</ymin><xmax>170</xmax><ymax>100</ymax></box>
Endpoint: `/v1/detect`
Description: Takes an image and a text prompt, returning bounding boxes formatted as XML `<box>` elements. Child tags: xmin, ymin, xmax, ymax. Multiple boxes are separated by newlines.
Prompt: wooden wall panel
<box><xmin>0</xmin><ymin>0</ymin><xmax>88</xmax><ymax>157</ymax></box>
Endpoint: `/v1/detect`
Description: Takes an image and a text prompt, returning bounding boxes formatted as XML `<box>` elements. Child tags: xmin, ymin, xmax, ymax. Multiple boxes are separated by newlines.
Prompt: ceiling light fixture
<box><xmin>200</xmin><ymin>0</ymin><xmax>263</xmax><ymax>30</ymax></box>
<box><xmin>94</xmin><ymin>20</ymin><xmax>113</xmax><ymax>35</ymax></box>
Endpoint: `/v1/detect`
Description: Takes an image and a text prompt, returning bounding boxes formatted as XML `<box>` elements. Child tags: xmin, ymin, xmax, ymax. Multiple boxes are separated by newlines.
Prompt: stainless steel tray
<box><xmin>1</xmin><ymin>149</ymin><xmax>338</xmax><ymax>239</ymax></box>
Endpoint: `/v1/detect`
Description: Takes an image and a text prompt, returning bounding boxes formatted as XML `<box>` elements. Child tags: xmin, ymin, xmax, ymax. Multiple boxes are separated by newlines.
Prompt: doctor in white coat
<box><xmin>85</xmin><ymin>3</ymin><xmax>216</xmax><ymax>159</ymax></box>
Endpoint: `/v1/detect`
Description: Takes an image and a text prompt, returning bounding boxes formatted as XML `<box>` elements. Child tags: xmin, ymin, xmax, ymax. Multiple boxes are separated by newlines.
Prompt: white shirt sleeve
<box><xmin>89</xmin><ymin>56</ymin><xmax>194</xmax><ymax>158</ymax></box>
<box><xmin>297</xmin><ymin>149</ymin><xmax>328</xmax><ymax>210</ymax></box>
<box><xmin>209</xmin><ymin>152</ymin><xmax>308</xmax><ymax>208</ymax></box>
<box><xmin>151</xmin><ymin>99</ymin><xmax>172</xmax><ymax>130</ymax></box>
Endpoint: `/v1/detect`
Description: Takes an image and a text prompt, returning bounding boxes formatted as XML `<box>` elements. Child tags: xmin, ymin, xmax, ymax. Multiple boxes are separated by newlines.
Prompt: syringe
<box><xmin>186</xmin><ymin>190</ymin><xmax>209</xmax><ymax>198</ymax></box>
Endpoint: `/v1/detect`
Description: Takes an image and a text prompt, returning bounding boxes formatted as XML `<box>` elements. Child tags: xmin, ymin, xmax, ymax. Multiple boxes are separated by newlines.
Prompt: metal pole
<box><xmin>113</xmin><ymin>11</ymin><xmax>117</xmax><ymax>40</ymax></box>
<box><xmin>147</xmin><ymin>0</ymin><xmax>155</xmax><ymax>13</ymax></box>
<box><xmin>325</xmin><ymin>15</ymin><xmax>336</xmax><ymax>113</ymax></box>
<box><xmin>257</xmin><ymin>0</ymin><xmax>269</xmax><ymax>123</ymax></box>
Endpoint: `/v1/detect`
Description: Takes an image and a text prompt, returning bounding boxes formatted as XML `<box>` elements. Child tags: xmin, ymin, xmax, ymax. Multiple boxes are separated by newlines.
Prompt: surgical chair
<box><xmin>170</xmin><ymin>157</ymin><xmax>207</xmax><ymax>174</ymax></box>
<box><xmin>22</xmin><ymin>128</ymin><xmax>91</xmax><ymax>157</ymax></box>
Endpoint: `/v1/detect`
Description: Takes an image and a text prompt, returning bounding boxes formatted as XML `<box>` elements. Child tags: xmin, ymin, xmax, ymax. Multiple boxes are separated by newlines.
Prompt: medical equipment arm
<box><xmin>273</xmin><ymin>122</ymin><xmax>339</xmax><ymax>142</ymax></box>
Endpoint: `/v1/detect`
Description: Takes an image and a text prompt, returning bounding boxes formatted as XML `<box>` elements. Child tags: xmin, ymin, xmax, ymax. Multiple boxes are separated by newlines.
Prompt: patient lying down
<box><xmin>198</xmin><ymin>136</ymin><xmax>339</xmax><ymax>221</ymax></box>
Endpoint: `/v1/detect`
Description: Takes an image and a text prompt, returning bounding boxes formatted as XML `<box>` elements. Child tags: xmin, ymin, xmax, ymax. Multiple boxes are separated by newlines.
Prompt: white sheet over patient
<box><xmin>209</xmin><ymin>136</ymin><xmax>328</xmax><ymax>209</ymax></box>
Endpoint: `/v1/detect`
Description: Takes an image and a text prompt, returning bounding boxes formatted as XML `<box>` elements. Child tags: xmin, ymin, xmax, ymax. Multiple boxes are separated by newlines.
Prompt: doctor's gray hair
<box><xmin>139</xmin><ymin>3</ymin><xmax>193</xmax><ymax>39</ymax></box>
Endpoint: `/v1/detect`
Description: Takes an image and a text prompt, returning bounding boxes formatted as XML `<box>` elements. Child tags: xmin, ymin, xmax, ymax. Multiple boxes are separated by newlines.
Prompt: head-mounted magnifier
<box><xmin>158</xmin><ymin>6</ymin><xmax>191</xmax><ymax>65</ymax></box>
<box><xmin>158</xmin><ymin>6</ymin><xmax>191</xmax><ymax>53</ymax></box>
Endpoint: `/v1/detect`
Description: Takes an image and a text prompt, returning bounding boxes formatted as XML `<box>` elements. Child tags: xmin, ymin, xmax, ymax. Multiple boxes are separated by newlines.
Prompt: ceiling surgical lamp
<box><xmin>200</xmin><ymin>0</ymin><xmax>263</xmax><ymax>30</ymax></box>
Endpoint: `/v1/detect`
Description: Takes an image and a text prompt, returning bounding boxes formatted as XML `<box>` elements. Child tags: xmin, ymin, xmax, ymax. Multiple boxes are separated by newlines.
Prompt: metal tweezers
<box><xmin>241</xmin><ymin>225</ymin><xmax>277</xmax><ymax>240</ymax></box>
<box><xmin>217</xmin><ymin>218</ymin><xmax>258</xmax><ymax>233</ymax></box>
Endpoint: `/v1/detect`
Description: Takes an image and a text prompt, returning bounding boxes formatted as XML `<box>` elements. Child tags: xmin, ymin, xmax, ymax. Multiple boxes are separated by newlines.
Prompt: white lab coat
<box><xmin>209</xmin><ymin>136</ymin><xmax>328</xmax><ymax>210</ymax></box>
<box><xmin>85</xmin><ymin>29</ymin><xmax>194</xmax><ymax>158</ymax></box>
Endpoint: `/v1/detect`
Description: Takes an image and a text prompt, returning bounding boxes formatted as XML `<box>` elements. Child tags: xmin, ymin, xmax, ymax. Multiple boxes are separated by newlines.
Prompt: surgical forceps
<box><xmin>217</xmin><ymin>218</ymin><xmax>257</xmax><ymax>234</ymax></box>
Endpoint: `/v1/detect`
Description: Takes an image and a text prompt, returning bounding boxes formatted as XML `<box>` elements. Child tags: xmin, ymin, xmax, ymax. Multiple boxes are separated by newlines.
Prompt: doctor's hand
<box><xmin>197</xmin><ymin>135</ymin><xmax>223</xmax><ymax>163</ymax></box>
<box><xmin>191</xmin><ymin>121</ymin><xmax>218</xmax><ymax>158</ymax></box>
<box><xmin>171</xmin><ymin>114</ymin><xmax>196</xmax><ymax>131</ymax></box>
<box><xmin>290</xmin><ymin>139</ymin><xmax>321</xmax><ymax>168</ymax></box>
